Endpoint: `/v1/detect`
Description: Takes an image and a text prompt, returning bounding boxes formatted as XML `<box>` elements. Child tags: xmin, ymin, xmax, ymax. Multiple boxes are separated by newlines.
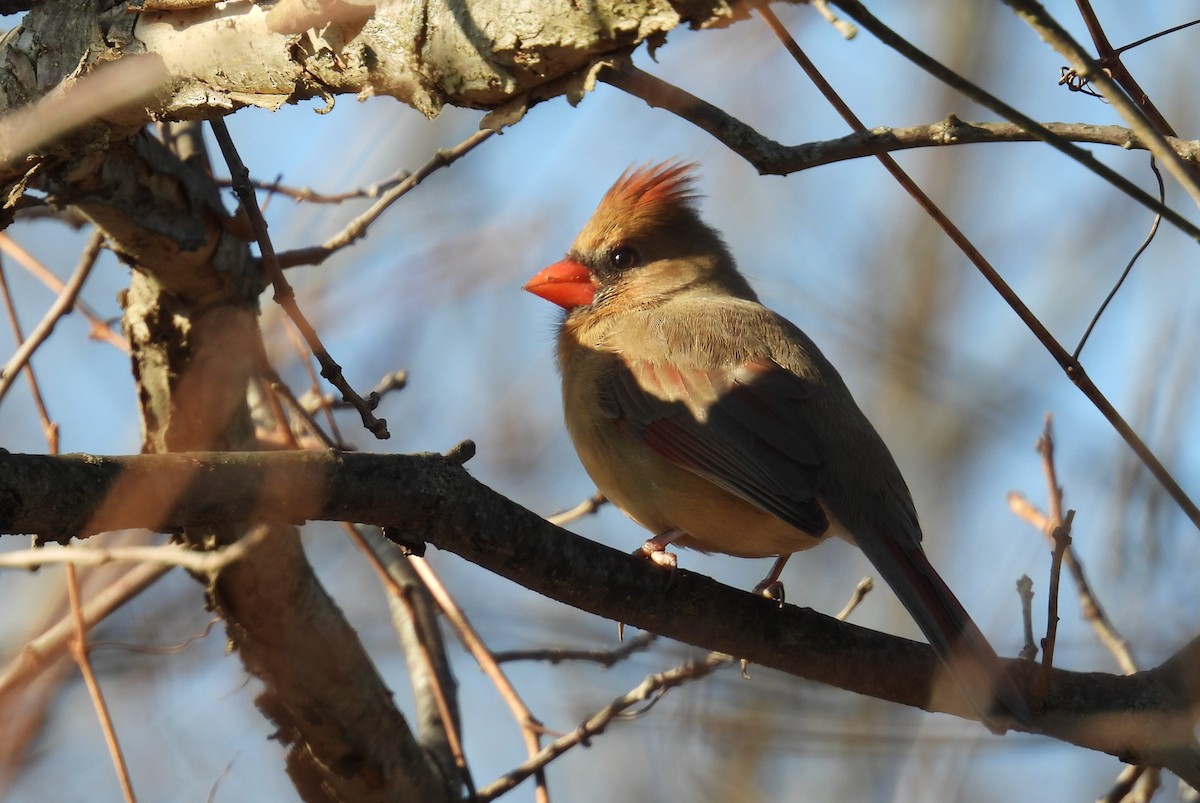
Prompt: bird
<box><xmin>523</xmin><ymin>161</ymin><xmax>1029</xmax><ymax>727</ymax></box>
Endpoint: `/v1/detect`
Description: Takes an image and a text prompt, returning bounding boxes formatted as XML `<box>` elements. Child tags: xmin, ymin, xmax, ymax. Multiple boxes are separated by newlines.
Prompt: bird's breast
<box><xmin>561</xmin><ymin>362</ymin><xmax>830</xmax><ymax>558</ymax></box>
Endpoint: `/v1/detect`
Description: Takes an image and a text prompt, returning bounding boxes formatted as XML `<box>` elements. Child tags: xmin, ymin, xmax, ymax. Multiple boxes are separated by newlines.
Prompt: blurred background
<box><xmin>1</xmin><ymin>1</ymin><xmax>1198</xmax><ymax>800</ymax></box>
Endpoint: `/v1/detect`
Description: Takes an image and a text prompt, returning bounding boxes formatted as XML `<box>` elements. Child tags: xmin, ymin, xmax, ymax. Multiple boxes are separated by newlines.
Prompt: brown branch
<box><xmin>66</xmin><ymin>564</ymin><xmax>137</xmax><ymax>802</ymax></box>
<box><xmin>2</xmin><ymin>449</ymin><xmax>1199</xmax><ymax>783</ymax></box>
<box><xmin>823</xmin><ymin>0</ymin><xmax>1200</xmax><ymax>242</ymax></box>
<box><xmin>493</xmin><ymin>633</ymin><xmax>657</xmax><ymax>666</ymax></box>
<box><xmin>407</xmin><ymin>555</ymin><xmax>550</xmax><ymax>803</ymax></box>
<box><xmin>274</xmin><ymin>129</ymin><xmax>496</xmax><ymax>269</ymax></box>
<box><xmin>1071</xmin><ymin>0</ymin><xmax>1175</xmax><ymax>137</ymax></box>
<box><xmin>0</xmin><ymin>233</ymin><xmax>127</xmax><ymax>351</ymax></box>
<box><xmin>0</xmin><ymin>230</ymin><xmax>106</xmax><ymax>404</ymax></box>
<box><xmin>475</xmin><ymin>651</ymin><xmax>731</xmax><ymax>802</ymax></box>
<box><xmin>1003</xmin><ymin>0</ymin><xmax>1200</xmax><ymax>206</ymax></box>
<box><xmin>546</xmin><ymin>492</ymin><xmax>608</xmax><ymax>527</ymax></box>
<box><xmin>601</xmin><ymin>63</ymin><xmax>1200</xmax><ymax>177</ymax></box>
<box><xmin>344</xmin><ymin>524</ymin><xmax>472</xmax><ymax>798</ymax></box>
<box><xmin>0</xmin><ymin>562</ymin><xmax>171</xmax><ymax>700</ymax></box>
<box><xmin>210</xmin><ymin>118</ymin><xmax>389</xmax><ymax>440</ymax></box>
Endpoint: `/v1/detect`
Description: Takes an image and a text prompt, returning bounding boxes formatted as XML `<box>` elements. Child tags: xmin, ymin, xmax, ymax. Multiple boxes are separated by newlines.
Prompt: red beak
<box><xmin>523</xmin><ymin>258</ymin><xmax>596</xmax><ymax>309</ymax></box>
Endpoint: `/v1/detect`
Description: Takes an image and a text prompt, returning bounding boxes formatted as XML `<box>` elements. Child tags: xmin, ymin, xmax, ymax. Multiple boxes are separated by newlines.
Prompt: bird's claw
<box><xmin>634</xmin><ymin>540</ymin><xmax>678</xmax><ymax>569</ymax></box>
<box><xmin>753</xmin><ymin>579</ymin><xmax>785</xmax><ymax>604</ymax></box>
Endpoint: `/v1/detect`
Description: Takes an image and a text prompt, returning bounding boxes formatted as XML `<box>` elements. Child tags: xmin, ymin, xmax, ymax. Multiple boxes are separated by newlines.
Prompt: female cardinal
<box><xmin>524</xmin><ymin>162</ymin><xmax>1028</xmax><ymax>726</ymax></box>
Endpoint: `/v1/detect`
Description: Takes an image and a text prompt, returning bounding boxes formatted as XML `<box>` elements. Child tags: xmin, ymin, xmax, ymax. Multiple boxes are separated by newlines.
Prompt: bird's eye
<box><xmin>610</xmin><ymin>245</ymin><xmax>641</xmax><ymax>271</ymax></box>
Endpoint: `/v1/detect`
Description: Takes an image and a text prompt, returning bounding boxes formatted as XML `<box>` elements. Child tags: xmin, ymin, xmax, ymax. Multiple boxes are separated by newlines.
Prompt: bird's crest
<box><xmin>586</xmin><ymin>161</ymin><xmax>701</xmax><ymax>240</ymax></box>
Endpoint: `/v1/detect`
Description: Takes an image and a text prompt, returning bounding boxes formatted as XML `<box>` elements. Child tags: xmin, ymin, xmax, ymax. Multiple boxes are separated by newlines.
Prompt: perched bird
<box><xmin>524</xmin><ymin>162</ymin><xmax>1028</xmax><ymax>726</ymax></box>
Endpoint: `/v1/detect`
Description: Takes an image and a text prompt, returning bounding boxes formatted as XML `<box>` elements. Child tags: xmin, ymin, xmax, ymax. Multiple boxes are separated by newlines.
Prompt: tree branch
<box><xmin>1</xmin><ymin>448</ymin><xmax>1198</xmax><ymax>784</ymax></box>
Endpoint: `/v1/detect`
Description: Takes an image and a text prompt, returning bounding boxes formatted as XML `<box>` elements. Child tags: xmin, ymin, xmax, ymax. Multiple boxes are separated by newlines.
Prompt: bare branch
<box><xmin>474</xmin><ymin>652</ymin><xmax>731</xmax><ymax>802</ymax></box>
<box><xmin>0</xmin><ymin>230</ymin><xmax>106</xmax><ymax>403</ymax></box>
<box><xmin>3</xmin><ymin>449</ymin><xmax>1200</xmax><ymax>781</ymax></box>
<box><xmin>826</xmin><ymin>0</ymin><xmax>1200</xmax><ymax>242</ymax></box>
<box><xmin>210</xmin><ymin>118</ymin><xmax>389</xmax><ymax>440</ymax></box>
<box><xmin>1002</xmin><ymin>0</ymin><xmax>1200</xmax><ymax>207</ymax></box>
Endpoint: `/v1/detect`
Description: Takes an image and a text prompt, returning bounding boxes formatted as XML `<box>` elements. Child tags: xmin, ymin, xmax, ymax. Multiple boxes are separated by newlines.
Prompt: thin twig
<box><xmin>603</xmin><ymin>65</ymin><xmax>1200</xmax><ymax>186</ymax></box>
<box><xmin>757</xmin><ymin>4</ymin><xmax>1200</xmax><ymax>534</ymax></box>
<box><xmin>0</xmin><ymin>260</ymin><xmax>57</xmax><ymax>449</ymax></box>
<box><xmin>1003</xmin><ymin>0</ymin><xmax>1200</xmax><ymax>207</ymax></box>
<box><xmin>408</xmin><ymin>556</ymin><xmax>550</xmax><ymax>803</ymax></box>
<box><xmin>1034</xmin><ymin>420</ymin><xmax>1072</xmax><ymax>682</ymax></box>
<box><xmin>0</xmin><ymin>562</ymin><xmax>170</xmax><ymax>698</ymax></box>
<box><xmin>0</xmin><ymin>230</ymin><xmax>106</xmax><ymax>404</ymax></box>
<box><xmin>825</xmin><ymin>0</ymin><xmax>1200</xmax><ymax>242</ymax></box>
<box><xmin>279</xmin><ymin>318</ymin><xmax>345</xmax><ymax>446</ymax></box>
<box><xmin>343</xmin><ymin>524</ymin><xmax>474</xmax><ymax>798</ymax></box>
<box><xmin>1071</xmin><ymin>0</ymin><xmax>1176</xmax><ymax>136</ymax></box>
<box><xmin>494</xmin><ymin>633</ymin><xmax>657</xmax><ymax>666</ymax></box>
<box><xmin>66</xmin><ymin>564</ymin><xmax>137</xmax><ymax>802</ymax></box>
<box><xmin>1008</xmin><ymin>492</ymin><xmax>1139</xmax><ymax>675</ymax></box>
<box><xmin>1016</xmin><ymin>575</ymin><xmax>1038</xmax><ymax>661</ymax></box>
<box><xmin>474</xmin><ymin>652</ymin><xmax>730</xmax><ymax>802</ymax></box>
<box><xmin>833</xmin><ymin>576</ymin><xmax>874</xmax><ymax>621</ymax></box>
<box><xmin>300</xmin><ymin>370</ymin><xmax>408</xmax><ymax>415</ymax></box>
<box><xmin>0</xmin><ymin>232</ymin><xmax>126</xmax><ymax>350</ymax></box>
<box><xmin>274</xmin><ymin>129</ymin><xmax>496</xmax><ymax>269</ymax></box>
<box><xmin>1074</xmin><ymin>158</ymin><xmax>1164</xmax><ymax>360</ymax></box>
<box><xmin>219</xmin><ymin>171</ymin><xmax>414</xmax><ymax>205</ymax></box>
<box><xmin>546</xmin><ymin>492</ymin><xmax>608</xmax><ymax>527</ymax></box>
<box><xmin>209</xmin><ymin>118</ymin><xmax>390</xmax><ymax>439</ymax></box>
<box><xmin>0</xmin><ymin>533</ymin><xmax>265</xmax><ymax>574</ymax></box>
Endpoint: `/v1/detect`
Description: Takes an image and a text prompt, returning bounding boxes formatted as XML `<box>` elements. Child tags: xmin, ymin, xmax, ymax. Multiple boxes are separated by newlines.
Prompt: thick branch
<box><xmin>1</xmin><ymin>449</ymin><xmax>1198</xmax><ymax>783</ymax></box>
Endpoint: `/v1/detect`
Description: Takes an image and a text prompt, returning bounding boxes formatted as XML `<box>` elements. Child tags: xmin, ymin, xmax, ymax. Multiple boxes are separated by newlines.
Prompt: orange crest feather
<box><xmin>587</xmin><ymin>161</ymin><xmax>701</xmax><ymax>240</ymax></box>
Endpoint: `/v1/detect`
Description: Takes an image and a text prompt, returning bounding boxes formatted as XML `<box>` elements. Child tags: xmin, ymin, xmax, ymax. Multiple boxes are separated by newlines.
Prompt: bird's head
<box><xmin>524</xmin><ymin>162</ymin><xmax>757</xmax><ymax>311</ymax></box>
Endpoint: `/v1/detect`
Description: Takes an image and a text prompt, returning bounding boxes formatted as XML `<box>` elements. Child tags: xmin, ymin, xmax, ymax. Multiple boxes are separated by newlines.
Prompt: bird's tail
<box><xmin>862</xmin><ymin>526</ymin><xmax>1031</xmax><ymax>729</ymax></box>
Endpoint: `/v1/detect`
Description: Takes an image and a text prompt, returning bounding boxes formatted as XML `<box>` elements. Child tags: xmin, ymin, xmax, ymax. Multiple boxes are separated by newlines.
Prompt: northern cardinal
<box><xmin>524</xmin><ymin>162</ymin><xmax>1028</xmax><ymax>726</ymax></box>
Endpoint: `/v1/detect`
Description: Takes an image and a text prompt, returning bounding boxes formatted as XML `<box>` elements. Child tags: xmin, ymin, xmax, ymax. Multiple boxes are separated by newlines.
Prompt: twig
<box><xmin>0</xmin><ymin>233</ymin><xmax>126</xmax><ymax>350</ymax></box>
<box><xmin>0</xmin><ymin>230</ymin><xmax>106</xmax><ymax>405</ymax></box>
<box><xmin>300</xmin><ymin>370</ymin><xmax>408</xmax><ymax>415</ymax></box>
<box><xmin>220</xmin><ymin>171</ymin><xmax>414</xmax><ymax>205</ymax></box>
<box><xmin>1042</xmin><ymin>508</ymin><xmax>1074</xmax><ymax>680</ymax></box>
<box><xmin>209</xmin><ymin>118</ymin><xmax>390</xmax><ymax>439</ymax></box>
<box><xmin>66</xmin><ymin>564</ymin><xmax>137</xmax><ymax>802</ymax></box>
<box><xmin>1073</xmin><ymin>158</ymin><xmax>1164</xmax><ymax>360</ymax></box>
<box><xmin>474</xmin><ymin>652</ymin><xmax>730</xmax><ymax>802</ymax></box>
<box><xmin>407</xmin><ymin>555</ymin><xmax>550</xmax><ymax>803</ymax></box>
<box><xmin>1070</xmin><ymin>1</ymin><xmax>1177</xmax><ymax>136</ymax></box>
<box><xmin>546</xmin><ymin>492</ymin><xmax>608</xmax><ymax>527</ymax></box>
<box><xmin>0</xmin><ymin>261</ymin><xmax>57</xmax><ymax>449</ymax></box>
<box><xmin>0</xmin><ymin>533</ymin><xmax>264</xmax><ymax>574</ymax></box>
<box><xmin>756</xmin><ymin>4</ymin><xmax>1200</xmax><ymax>535</ymax></box>
<box><xmin>344</xmin><ymin>524</ymin><xmax>473</xmax><ymax>798</ymax></box>
<box><xmin>810</xmin><ymin>0</ymin><xmax>856</xmax><ymax>39</ymax></box>
<box><xmin>494</xmin><ymin>633</ymin><xmax>657</xmax><ymax>666</ymax></box>
<box><xmin>1002</xmin><ymin>0</ymin><xmax>1200</xmax><ymax>207</ymax></box>
<box><xmin>1034</xmin><ymin>419</ymin><xmax>1072</xmax><ymax>682</ymax></box>
<box><xmin>1016</xmin><ymin>576</ymin><xmax>1038</xmax><ymax>661</ymax></box>
<box><xmin>602</xmin><ymin>64</ymin><xmax>1200</xmax><ymax>186</ymax></box>
<box><xmin>278</xmin><ymin>318</ymin><xmax>346</xmax><ymax>446</ymax></box>
<box><xmin>0</xmin><ymin>562</ymin><xmax>170</xmax><ymax>697</ymax></box>
<box><xmin>824</xmin><ymin>0</ymin><xmax>1200</xmax><ymax>243</ymax></box>
<box><xmin>1008</xmin><ymin>491</ymin><xmax>1138</xmax><ymax>675</ymax></box>
<box><xmin>833</xmin><ymin>576</ymin><xmax>873</xmax><ymax>621</ymax></box>
<box><xmin>274</xmin><ymin>129</ymin><xmax>495</xmax><ymax>269</ymax></box>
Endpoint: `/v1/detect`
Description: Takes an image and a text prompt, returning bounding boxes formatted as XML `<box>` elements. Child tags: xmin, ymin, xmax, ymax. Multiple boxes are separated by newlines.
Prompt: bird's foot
<box><xmin>752</xmin><ymin>554</ymin><xmax>791</xmax><ymax>607</ymax></box>
<box><xmin>633</xmin><ymin>528</ymin><xmax>684</xmax><ymax>569</ymax></box>
<box><xmin>633</xmin><ymin>540</ymin><xmax>678</xmax><ymax>569</ymax></box>
<box><xmin>753</xmin><ymin>579</ymin><xmax>785</xmax><ymax>604</ymax></box>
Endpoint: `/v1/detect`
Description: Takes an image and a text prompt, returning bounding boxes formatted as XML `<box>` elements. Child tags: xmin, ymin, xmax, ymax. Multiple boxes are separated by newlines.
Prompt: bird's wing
<box><xmin>603</xmin><ymin>357</ymin><xmax>829</xmax><ymax>535</ymax></box>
